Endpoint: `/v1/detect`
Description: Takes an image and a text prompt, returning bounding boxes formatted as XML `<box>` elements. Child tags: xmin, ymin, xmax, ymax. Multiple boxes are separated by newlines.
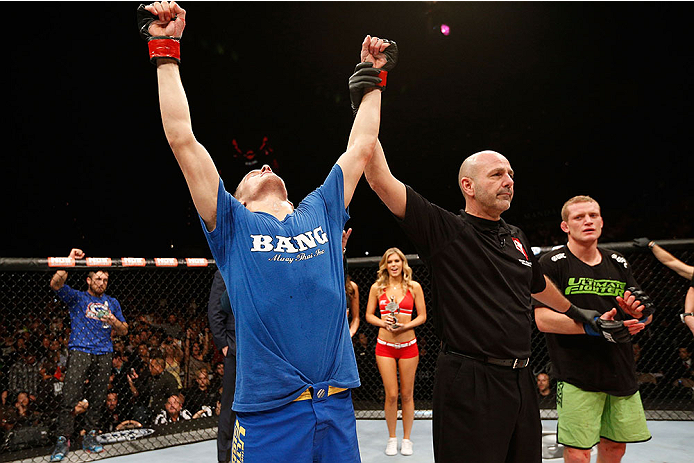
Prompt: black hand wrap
<box><xmin>380</xmin><ymin>39</ymin><xmax>398</xmax><ymax>72</ymax></box>
<box><xmin>349</xmin><ymin>62</ymin><xmax>383</xmax><ymax>115</ymax></box>
<box><xmin>564</xmin><ymin>304</ymin><xmax>602</xmax><ymax>330</ymax></box>
<box><xmin>137</xmin><ymin>4</ymin><xmax>181</xmax><ymax>65</ymax></box>
<box><xmin>627</xmin><ymin>286</ymin><xmax>655</xmax><ymax>320</ymax></box>
<box><xmin>137</xmin><ymin>4</ymin><xmax>157</xmax><ymax>40</ymax></box>
<box><xmin>632</xmin><ymin>237</ymin><xmax>652</xmax><ymax>248</ymax></box>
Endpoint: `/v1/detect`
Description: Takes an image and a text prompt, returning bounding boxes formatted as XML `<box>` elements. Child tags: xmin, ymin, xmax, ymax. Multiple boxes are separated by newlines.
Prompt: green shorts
<box><xmin>556</xmin><ymin>381</ymin><xmax>651</xmax><ymax>449</ymax></box>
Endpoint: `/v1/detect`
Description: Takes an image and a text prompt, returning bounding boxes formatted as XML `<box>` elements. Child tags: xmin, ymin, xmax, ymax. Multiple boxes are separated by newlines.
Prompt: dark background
<box><xmin>6</xmin><ymin>1</ymin><xmax>693</xmax><ymax>260</ymax></box>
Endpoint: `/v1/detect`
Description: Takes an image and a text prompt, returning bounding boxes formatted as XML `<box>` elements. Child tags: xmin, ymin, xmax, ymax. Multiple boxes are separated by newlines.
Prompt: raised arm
<box><xmin>50</xmin><ymin>248</ymin><xmax>84</xmax><ymax>291</ymax></box>
<box><xmin>651</xmin><ymin>242</ymin><xmax>693</xmax><ymax>280</ymax></box>
<box><xmin>364</xmin><ymin>140</ymin><xmax>407</xmax><ymax>219</ymax></box>
<box><xmin>141</xmin><ymin>2</ymin><xmax>220</xmax><ymax>230</ymax></box>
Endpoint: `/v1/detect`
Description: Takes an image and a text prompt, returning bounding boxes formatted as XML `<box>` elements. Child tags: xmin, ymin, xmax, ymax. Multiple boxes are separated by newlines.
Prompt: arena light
<box><xmin>440</xmin><ymin>23</ymin><xmax>450</xmax><ymax>36</ymax></box>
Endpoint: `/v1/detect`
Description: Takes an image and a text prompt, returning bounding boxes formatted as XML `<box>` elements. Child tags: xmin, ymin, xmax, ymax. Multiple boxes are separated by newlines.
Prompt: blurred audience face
<box><xmin>165</xmin><ymin>395</ymin><xmax>182</xmax><ymax>416</ymax></box>
<box><xmin>107</xmin><ymin>392</ymin><xmax>118</xmax><ymax>411</ymax></box>
<box><xmin>536</xmin><ymin>373</ymin><xmax>550</xmax><ymax>396</ymax></box>
<box><xmin>149</xmin><ymin>358</ymin><xmax>165</xmax><ymax>376</ymax></box>
<box><xmin>195</xmin><ymin>370</ymin><xmax>210</xmax><ymax>390</ymax></box>
<box><xmin>679</xmin><ymin>347</ymin><xmax>691</xmax><ymax>361</ymax></box>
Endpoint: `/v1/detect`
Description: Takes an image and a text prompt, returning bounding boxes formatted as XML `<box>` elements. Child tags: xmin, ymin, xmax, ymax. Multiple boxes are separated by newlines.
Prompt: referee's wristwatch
<box><xmin>680</xmin><ymin>313</ymin><xmax>694</xmax><ymax>323</ymax></box>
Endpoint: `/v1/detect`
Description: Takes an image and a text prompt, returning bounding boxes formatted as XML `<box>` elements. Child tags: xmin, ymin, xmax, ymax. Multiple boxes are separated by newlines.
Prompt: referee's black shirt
<box><xmin>398</xmin><ymin>186</ymin><xmax>546</xmax><ymax>359</ymax></box>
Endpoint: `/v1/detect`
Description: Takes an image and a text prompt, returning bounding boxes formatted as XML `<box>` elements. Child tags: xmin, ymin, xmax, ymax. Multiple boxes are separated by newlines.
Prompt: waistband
<box><xmin>293</xmin><ymin>386</ymin><xmax>347</xmax><ymax>402</ymax></box>
<box><xmin>443</xmin><ymin>345</ymin><xmax>529</xmax><ymax>369</ymax></box>
<box><xmin>377</xmin><ymin>338</ymin><xmax>417</xmax><ymax>349</ymax></box>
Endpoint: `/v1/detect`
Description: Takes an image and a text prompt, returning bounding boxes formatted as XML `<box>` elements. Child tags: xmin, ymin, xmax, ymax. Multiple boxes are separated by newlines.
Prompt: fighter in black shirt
<box><xmin>361</xmin><ymin>145</ymin><xmax>623</xmax><ymax>462</ymax></box>
<box><xmin>535</xmin><ymin>196</ymin><xmax>652</xmax><ymax>462</ymax></box>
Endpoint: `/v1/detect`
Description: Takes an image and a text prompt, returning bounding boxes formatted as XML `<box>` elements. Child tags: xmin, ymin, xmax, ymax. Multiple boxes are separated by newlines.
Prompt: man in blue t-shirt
<box><xmin>49</xmin><ymin>248</ymin><xmax>128</xmax><ymax>462</ymax></box>
<box><xmin>140</xmin><ymin>2</ymin><xmax>395</xmax><ymax>461</ymax></box>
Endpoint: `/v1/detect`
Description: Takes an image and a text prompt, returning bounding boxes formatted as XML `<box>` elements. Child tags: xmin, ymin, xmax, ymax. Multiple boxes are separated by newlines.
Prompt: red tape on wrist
<box><xmin>377</xmin><ymin>70</ymin><xmax>388</xmax><ymax>89</ymax></box>
<box><xmin>148</xmin><ymin>37</ymin><xmax>181</xmax><ymax>65</ymax></box>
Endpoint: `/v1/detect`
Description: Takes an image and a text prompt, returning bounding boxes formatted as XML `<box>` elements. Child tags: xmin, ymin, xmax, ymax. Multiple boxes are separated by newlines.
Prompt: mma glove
<box><xmin>565</xmin><ymin>304</ymin><xmax>632</xmax><ymax>344</ymax></box>
<box><xmin>584</xmin><ymin>318</ymin><xmax>632</xmax><ymax>344</ymax></box>
<box><xmin>349</xmin><ymin>39</ymin><xmax>398</xmax><ymax>115</ymax></box>
<box><xmin>349</xmin><ymin>63</ymin><xmax>383</xmax><ymax>115</ymax></box>
<box><xmin>137</xmin><ymin>4</ymin><xmax>181</xmax><ymax>64</ymax></box>
<box><xmin>627</xmin><ymin>286</ymin><xmax>656</xmax><ymax>321</ymax></box>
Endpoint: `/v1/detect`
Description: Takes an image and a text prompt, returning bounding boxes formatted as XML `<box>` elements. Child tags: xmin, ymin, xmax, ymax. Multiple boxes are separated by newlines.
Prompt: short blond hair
<box><xmin>561</xmin><ymin>195</ymin><xmax>600</xmax><ymax>222</ymax></box>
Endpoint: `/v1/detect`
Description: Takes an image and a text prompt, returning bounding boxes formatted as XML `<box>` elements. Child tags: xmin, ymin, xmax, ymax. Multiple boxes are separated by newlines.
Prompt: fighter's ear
<box><xmin>560</xmin><ymin>221</ymin><xmax>569</xmax><ymax>234</ymax></box>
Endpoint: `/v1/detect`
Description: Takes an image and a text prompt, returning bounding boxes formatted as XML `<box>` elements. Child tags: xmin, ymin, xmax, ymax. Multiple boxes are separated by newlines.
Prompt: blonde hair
<box><xmin>374</xmin><ymin>248</ymin><xmax>413</xmax><ymax>293</ymax></box>
<box><xmin>561</xmin><ymin>195</ymin><xmax>600</xmax><ymax>222</ymax></box>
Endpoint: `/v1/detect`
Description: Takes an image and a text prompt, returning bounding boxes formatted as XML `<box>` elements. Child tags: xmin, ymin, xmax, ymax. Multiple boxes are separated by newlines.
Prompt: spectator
<box><xmin>161</xmin><ymin>339</ymin><xmax>184</xmax><ymax>389</ymax></box>
<box><xmin>210</xmin><ymin>361</ymin><xmax>224</xmax><ymax>395</ymax></box>
<box><xmin>101</xmin><ymin>392</ymin><xmax>126</xmax><ymax>433</ymax></box>
<box><xmin>5</xmin><ymin>391</ymin><xmax>43</xmax><ymax>430</ymax></box>
<box><xmin>127</xmin><ymin>357</ymin><xmax>179</xmax><ymax>425</ymax></box>
<box><xmin>183</xmin><ymin>367</ymin><xmax>217</xmax><ymax>418</ymax></box>
<box><xmin>153</xmin><ymin>394</ymin><xmax>192</xmax><ymax>425</ymax></box>
<box><xmin>49</xmin><ymin>249</ymin><xmax>128</xmax><ymax>462</ymax></box>
<box><xmin>109</xmin><ymin>354</ymin><xmax>133</xmax><ymax>414</ymax></box>
<box><xmin>183</xmin><ymin>332</ymin><xmax>210</xmax><ymax>388</ymax></box>
<box><xmin>8</xmin><ymin>348</ymin><xmax>42</xmax><ymax>399</ymax></box>
<box><xmin>536</xmin><ymin>373</ymin><xmax>555</xmax><ymax>409</ymax></box>
<box><xmin>672</xmin><ymin>346</ymin><xmax>694</xmax><ymax>388</ymax></box>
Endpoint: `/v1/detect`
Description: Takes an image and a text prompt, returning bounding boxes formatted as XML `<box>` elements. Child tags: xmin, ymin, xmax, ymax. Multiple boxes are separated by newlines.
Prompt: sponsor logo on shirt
<box><xmin>551</xmin><ymin>252</ymin><xmax>566</xmax><ymax>262</ymax></box>
<box><xmin>565</xmin><ymin>278</ymin><xmax>626</xmax><ymax>297</ymax></box>
<box><xmin>86</xmin><ymin>300</ymin><xmax>111</xmax><ymax>321</ymax></box>
<box><xmin>610</xmin><ymin>253</ymin><xmax>629</xmax><ymax>269</ymax></box>
<box><xmin>249</xmin><ymin>226</ymin><xmax>329</xmax><ymax>263</ymax></box>
<box><xmin>518</xmin><ymin>259</ymin><xmax>532</xmax><ymax>267</ymax></box>
<box><xmin>512</xmin><ymin>237</ymin><xmax>529</xmax><ymax>259</ymax></box>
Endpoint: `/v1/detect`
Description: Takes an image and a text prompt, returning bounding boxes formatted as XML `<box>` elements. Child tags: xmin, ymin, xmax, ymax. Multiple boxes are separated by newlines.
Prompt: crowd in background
<box><xmin>0</xmin><ymin>300</ymin><xmax>224</xmax><ymax>449</ymax></box>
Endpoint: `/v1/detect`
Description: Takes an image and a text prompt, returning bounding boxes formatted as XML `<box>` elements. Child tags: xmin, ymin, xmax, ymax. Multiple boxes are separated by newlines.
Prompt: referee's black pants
<box><xmin>432</xmin><ymin>351</ymin><xmax>541</xmax><ymax>463</ymax></box>
<box><xmin>217</xmin><ymin>352</ymin><xmax>237</xmax><ymax>463</ymax></box>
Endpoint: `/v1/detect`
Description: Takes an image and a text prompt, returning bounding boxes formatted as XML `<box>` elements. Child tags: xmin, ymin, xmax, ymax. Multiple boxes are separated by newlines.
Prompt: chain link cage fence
<box><xmin>0</xmin><ymin>240</ymin><xmax>692</xmax><ymax>461</ymax></box>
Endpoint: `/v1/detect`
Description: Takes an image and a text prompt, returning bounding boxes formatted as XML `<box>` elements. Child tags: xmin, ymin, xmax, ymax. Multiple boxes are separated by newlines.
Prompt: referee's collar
<box><xmin>460</xmin><ymin>210</ymin><xmax>504</xmax><ymax>228</ymax></box>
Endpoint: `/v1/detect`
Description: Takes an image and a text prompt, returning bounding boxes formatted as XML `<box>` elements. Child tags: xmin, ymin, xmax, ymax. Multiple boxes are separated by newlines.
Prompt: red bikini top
<box><xmin>378</xmin><ymin>290</ymin><xmax>414</xmax><ymax>316</ymax></box>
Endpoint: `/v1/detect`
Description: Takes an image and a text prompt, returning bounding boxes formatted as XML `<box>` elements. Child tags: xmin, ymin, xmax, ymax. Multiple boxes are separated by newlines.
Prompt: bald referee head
<box><xmin>458</xmin><ymin>150</ymin><xmax>515</xmax><ymax>220</ymax></box>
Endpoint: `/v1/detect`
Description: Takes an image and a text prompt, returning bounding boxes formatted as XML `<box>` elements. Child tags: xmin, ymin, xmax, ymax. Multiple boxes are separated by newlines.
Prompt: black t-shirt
<box><xmin>398</xmin><ymin>186</ymin><xmax>546</xmax><ymax>359</ymax></box>
<box><xmin>538</xmin><ymin>246</ymin><xmax>641</xmax><ymax>396</ymax></box>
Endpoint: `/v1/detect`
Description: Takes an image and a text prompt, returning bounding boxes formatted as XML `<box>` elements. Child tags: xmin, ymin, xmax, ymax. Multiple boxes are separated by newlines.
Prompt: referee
<box><xmin>362</xmin><ymin>147</ymin><xmax>629</xmax><ymax>462</ymax></box>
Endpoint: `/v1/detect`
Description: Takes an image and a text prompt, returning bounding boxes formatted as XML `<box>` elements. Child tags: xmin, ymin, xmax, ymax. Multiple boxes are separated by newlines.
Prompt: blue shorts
<box><xmin>231</xmin><ymin>383</ymin><xmax>360</xmax><ymax>463</ymax></box>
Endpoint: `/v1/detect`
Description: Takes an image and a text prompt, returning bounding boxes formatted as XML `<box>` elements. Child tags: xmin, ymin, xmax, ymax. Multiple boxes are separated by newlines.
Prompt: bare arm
<box><xmin>532</xmin><ymin>276</ymin><xmax>571</xmax><ymax>313</ymax></box>
<box><xmin>534</xmin><ymin>307</ymin><xmax>586</xmax><ymax>334</ymax></box>
<box><xmin>401</xmin><ymin>281</ymin><xmax>427</xmax><ymax>330</ymax></box>
<box><xmin>365</xmin><ymin>284</ymin><xmax>388</xmax><ymax>329</ymax></box>
<box><xmin>364</xmin><ymin>140</ymin><xmax>407</xmax><ymax>219</ymax></box>
<box><xmin>146</xmin><ymin>3</ymin><xmax>220</xmax><ymax>231</ymax></box>
<box><xmin>336</xmin><ymin>36</ymin><xmax>391</xmax><ymax>209</ymax></box>
<box><xmin>348</xmin><ymin>281</ymin><xmax>360</xmax><ymax>337</ymax></box>
<box><xmin>651</xmin><ymin>243</ymin><xmax>694</xmax><ymax>280</ymax></box>
<box><xmin>50</xmin><ymin>248</ymin><xmax>84</xmax><ymax>291</ymax></box>
<box><xmin>685</xmin><ymin>287</ymin><xmax>694</xmax><ymax>336</ymax></box>
<box><xmin>104</xmin><ymin>315</ymin><xmax>128</xmax><ymax>337</ymax></box>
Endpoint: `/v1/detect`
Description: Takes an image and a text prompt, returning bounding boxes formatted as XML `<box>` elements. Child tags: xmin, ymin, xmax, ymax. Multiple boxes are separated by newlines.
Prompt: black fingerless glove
<box><xmin>627</xmin><ymin>286</ymin><xmax>656</xmax><ymax>320</ymax></box>
<box><xmin>137</xmin><ymin>4</ymin><xmax>181</xmax><ymax>65</ymax></box>
<box><xmin>349</xmin><ymin>62</ymin><xmax>383</xmax><ymax>115</ymax></box>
